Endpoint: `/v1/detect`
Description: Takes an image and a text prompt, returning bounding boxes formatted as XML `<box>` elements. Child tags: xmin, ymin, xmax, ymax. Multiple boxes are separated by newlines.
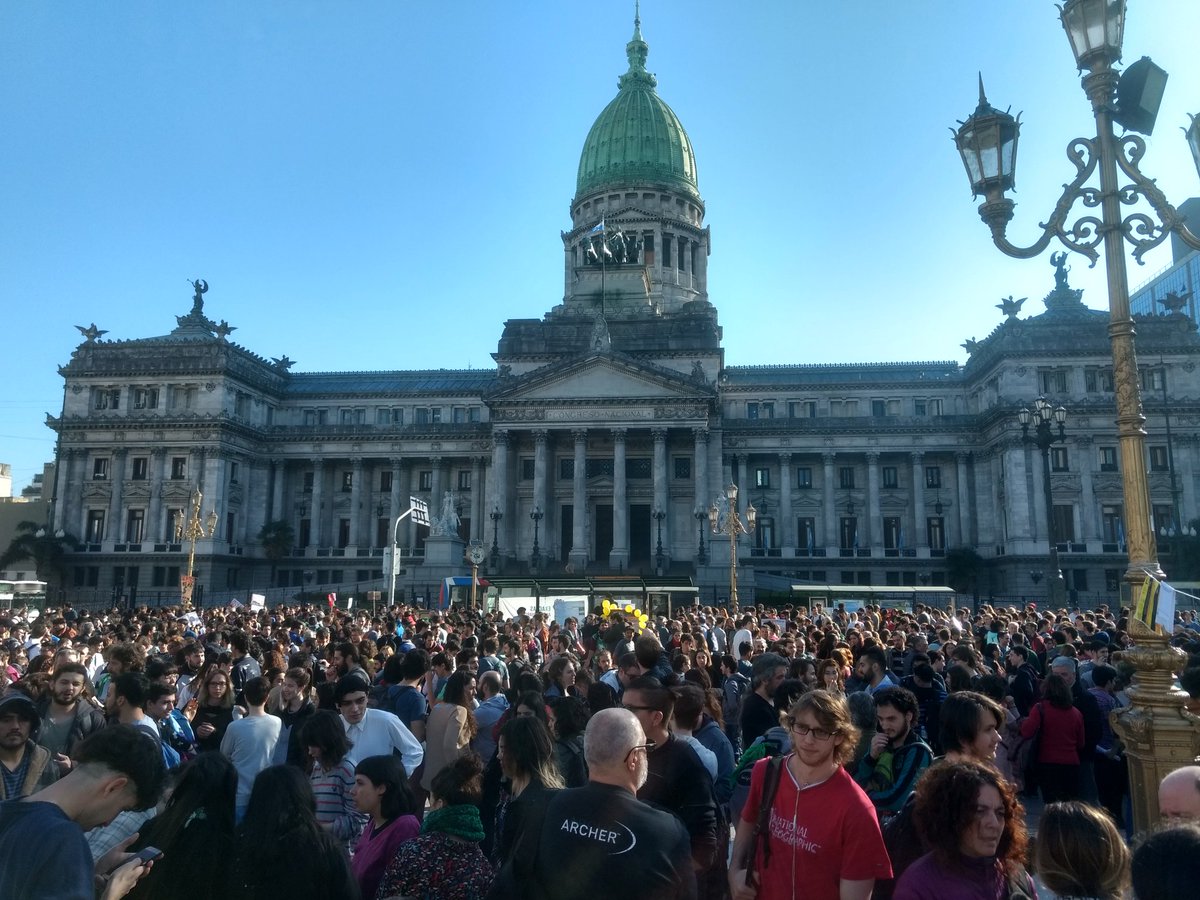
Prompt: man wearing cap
<box><xmin>740</xmin><ymin>652</ymin><xmax>788</xmax><ymax>750</ymax></box>
<box><xmin>0</xmin><ymin>694</ymin><xmax>61</xmax><ymax>800</ymax></box>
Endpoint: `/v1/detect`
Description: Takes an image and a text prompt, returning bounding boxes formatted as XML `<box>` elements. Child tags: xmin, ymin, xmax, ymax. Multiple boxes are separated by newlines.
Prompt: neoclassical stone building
<box><xmin>47</xmin><ymin>17</ymin><xmax>1200</xmax><ymax>607</ymax></box>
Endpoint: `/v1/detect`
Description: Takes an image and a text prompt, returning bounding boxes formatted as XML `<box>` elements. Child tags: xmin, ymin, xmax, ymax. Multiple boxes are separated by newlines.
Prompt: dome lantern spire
<box><xmin>621</xmin><ymin>1</ymin><xmax>655</xmax><ymax>90</ymax></box>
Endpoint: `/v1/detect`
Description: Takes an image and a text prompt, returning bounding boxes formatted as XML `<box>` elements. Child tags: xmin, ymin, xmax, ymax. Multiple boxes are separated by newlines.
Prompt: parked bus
<box><xmin>0</xmin><ymin>580</ymin><xmax>48</xmax><ymax>609</ymax></box>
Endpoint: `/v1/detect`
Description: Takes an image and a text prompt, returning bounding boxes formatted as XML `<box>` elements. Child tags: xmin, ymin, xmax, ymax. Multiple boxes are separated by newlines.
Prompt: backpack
<box><xmin>728</xmin><ymin>726</ymin><xmax>788</xmax><ymax>821</ymax></box>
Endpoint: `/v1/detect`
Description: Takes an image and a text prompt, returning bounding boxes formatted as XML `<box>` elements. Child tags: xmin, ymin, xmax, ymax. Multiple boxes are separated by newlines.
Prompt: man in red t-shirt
<box><xmin>730</xmin><ymin>690</ymin><xmax>891</xmax><ymax>900</ymax></box>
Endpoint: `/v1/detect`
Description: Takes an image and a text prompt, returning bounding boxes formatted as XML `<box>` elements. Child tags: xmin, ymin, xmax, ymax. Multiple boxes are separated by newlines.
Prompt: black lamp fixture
<box><xmin>652</xmin><ymin>508</ymin><xmax>667</xmax><ymax>574</ymax></box>
<box><xmin>489</xmin><ymin>505</ymin><xmax>503</xmax><ymax>561</ymax></box>
<box><xmin>934</xmin><ymin>490</ymin><xmax>944</xmax><ymax>517</ymax></box>
<box><xmin>694</xmin><ymin>509</ymin><xmax>707</xmax><ymax>565</ymax></box>
<box><xmin>529</xmin><ymin>506</ymin><xmax>543</xmax><ymax>570</ymax></box>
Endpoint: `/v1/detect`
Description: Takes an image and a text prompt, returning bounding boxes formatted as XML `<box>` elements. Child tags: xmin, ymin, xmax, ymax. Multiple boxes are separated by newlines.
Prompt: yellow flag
<box><xmin>1132</xmin><ymin>575</ymin><xmax>1160</xmax><ymax>627</ymax></box>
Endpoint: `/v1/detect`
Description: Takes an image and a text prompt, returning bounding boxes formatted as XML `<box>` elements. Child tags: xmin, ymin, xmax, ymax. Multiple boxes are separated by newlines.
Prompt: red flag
<box><xmin>327</xmin><ymin>593</ymin><xmax>336</xmax><ymax>608</ymax></box>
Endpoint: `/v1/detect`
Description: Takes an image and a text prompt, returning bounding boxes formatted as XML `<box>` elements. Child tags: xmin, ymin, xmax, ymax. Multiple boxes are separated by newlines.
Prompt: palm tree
<box><xmin>0</xmin><ymin>521</ymin><xmax>82</xmax><ymax>599</ymax></box>
<box><xmin>257</xmin><ymin>520</ymin><xmax>296</xmax><ymax>588</ymax></box>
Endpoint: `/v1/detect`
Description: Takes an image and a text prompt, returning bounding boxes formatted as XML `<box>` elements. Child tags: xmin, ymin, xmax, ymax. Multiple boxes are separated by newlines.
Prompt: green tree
<box><xmin>0</xmin><ymin>521</ymin><xmax>82</xmax><ymax>599</ymax></box>
<box><xmin>257</xmin><ymin>520</ymin><xmax>295</xmax><ymax>587</ymax></box>
<box><xmin>944</xmin><ymin>546</ymin><xmax>985</xmax><ymax>597</ymax></box>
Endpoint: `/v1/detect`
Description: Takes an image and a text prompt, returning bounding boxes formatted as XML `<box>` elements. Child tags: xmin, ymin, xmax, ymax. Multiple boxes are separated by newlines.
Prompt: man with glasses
<box><xmin>334</xmin><ymin>675</ymin><xmax>422</xmax><ymax>774</ymax></box>
<box><xmin>524</xmin><ymin>707</ymin><xmax>696</xmax><ymax>900</ymax></box>
<box><xmin>623</xmin><ymin>676</ymin><xmax>722</xmax><ymax>899</ymax></box>
<box><xmin>730</xmin><ymin>691</ymin><xmax>890</xmax><ymax>900</ymax></box>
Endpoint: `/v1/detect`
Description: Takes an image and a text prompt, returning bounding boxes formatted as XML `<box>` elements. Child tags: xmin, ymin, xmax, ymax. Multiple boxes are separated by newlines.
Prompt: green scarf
<box><xmin>421</xmin><ymin>804</ymin><xmax>484</xmax><ymax>842</ymax></box>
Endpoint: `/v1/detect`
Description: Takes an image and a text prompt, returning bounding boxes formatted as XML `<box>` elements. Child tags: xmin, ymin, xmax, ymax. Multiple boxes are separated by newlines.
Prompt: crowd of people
<box><xmin>0</xmin><ymin>596</ymin><xmax>1199</xmax><ymax>898</ymax></box>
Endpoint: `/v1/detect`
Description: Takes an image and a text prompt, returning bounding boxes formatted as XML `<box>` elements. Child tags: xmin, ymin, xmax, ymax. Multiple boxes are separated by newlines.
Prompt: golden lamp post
<box><xmin>708</xmin><ymin>483</ymin><xmax>756</xmax><ymax>609</ymax></box>
<box><xmin>176</xmin><ymin>488</ymin><xmax>217</xmax><ymax>611</ymax></box>
<box><xmin>953</xmin><ymin>0</ymin><xmax>1200</xmax><ymax>832</ymax></box>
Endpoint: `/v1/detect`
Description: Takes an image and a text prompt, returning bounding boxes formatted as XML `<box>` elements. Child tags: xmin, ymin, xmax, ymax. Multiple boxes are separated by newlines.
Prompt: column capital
<box><xmin>651</xmin><ymin>427</ymin><xmax>668</xmax><ymax>442</ymax></box>
<box><xmin>350</xmin><ymin>457</ymin><xmax>364</xmax><ymax>469</ymax></box>
<box><xmin>822</xmin><ymin>451</ymin><xmax>836</xmax><ymax>465</ymax></box>
<box><xmin>151</xmin><ymin>447</ymin><xmax>167</xmax><ymax>460</ymax></box>
<box><xmin>112</xmin><ymin>447</ymin><xmax>128</xmax><ymax>459</ymax></box>
<box><xmin>312</xmin><ymin>458</ymin><xmax>325</xmax><ymax>471</ymax></box>
<box><xmin>693</xmin><ymin>427</ymin><xmax>709</xmax><ymax>444</ymax></box>
<box><xmin>572</xmin><ymin>428</ymin><xmax>589</xmax><ymax>444</ymax></box>
<box><xmin>612</xmin><ymin>427</ymin><xmax>627</xmax><ymax>442</ymax></box>
<box><xmin>471</xmin><ymin>455</ymin><xmax>487</xmax><ymax>466</ymax></box>
<box><xmin>390</xmin><ymin>457</ymin><xmax>405</xmax><ymax>470</ymax></box>
<box><xmin>493</xmin><ymin>429</ymin><xmax>510</xmax><ymax>447</ymax></box>
<box><xmin>910</xmin><ymin>451</ymin><xmax>925</xmax><ymax>463</ymax></box>
<box><xmin>866</xmin><ymin>451</ymin><xmax>880</xmax><ymax>464</ymax></box>
<box><xmin>429</xmin><ymin>456</ymin><xmax>443</xmax><ymax>468</ymax></box>
<box><xmin>532</xmin><ymin>429</ymin><xmax>549</xmax><ymax>445</ymax></box>
<box><xmin>779</xmin><ymin>452</ymin><xmax>793</xmax><ymax>464</ymax></box>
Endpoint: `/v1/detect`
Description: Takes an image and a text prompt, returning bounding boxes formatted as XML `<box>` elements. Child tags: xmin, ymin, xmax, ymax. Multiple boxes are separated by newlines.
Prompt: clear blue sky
<box><xmin>3</xmin><ymin>2</ymin><xmax>1199</xmax><ymax>495</ymax></box>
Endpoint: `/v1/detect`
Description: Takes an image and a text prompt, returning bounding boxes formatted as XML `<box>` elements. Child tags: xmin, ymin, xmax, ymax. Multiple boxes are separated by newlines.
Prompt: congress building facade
<box><xmin>45</xmin><ymin>19</ymin><xmax>1200</xmax><ymax>608</ymax></box>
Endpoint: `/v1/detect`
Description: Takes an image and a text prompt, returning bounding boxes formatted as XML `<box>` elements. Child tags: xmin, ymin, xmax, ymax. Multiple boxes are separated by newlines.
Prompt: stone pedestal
<box><xmin>423</xmin><ymin>534</ymin><xmax>466</xmax><ymax>567</ymax></box>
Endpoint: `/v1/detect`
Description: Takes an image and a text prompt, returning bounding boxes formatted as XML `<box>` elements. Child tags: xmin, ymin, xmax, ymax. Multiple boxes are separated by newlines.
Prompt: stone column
<box><xmin>271</xmin><ymin>459</ymin><xmax>286</xmax><ymax>523</ymax></box>
<box><xmin>492</xmin><ymin>431</ymin><xmax>510</xmax><ymax>556</ymax></box>
<box><xmin>779</xmin><ymin>453</ymin><xmax>794</xmax><ymax>550</ymax></box>
<box><xmin>430</xmin><ymin>457</ymin><xmax>444</xmax><ymax>511</ymax></box>
<box><xmin>54</xmin><ymin>449</ymin><xmax>74</xmax><ymax>535</ymax></box>
<box><xmin>309</xmin><ymin>460</ymin><xmax>325</xmax><ymax>548</ymax></box>
<box><xmin>533</xmin><ymin>430</ymin><xmax>549</xmax><ymax>524</ymax></box>
<box><xmin>107</xmin><ymin>448</ymin><xmax>127</xmax><ymax>542</ymax></box>
<box><xmin>397</xmin><ymin>460</ymin><xmax>413</xmax><ymax>549</ymax></box>
<box><xmin>733</xmin><ymin>454</ymin><xmax>748</xmax><ymax>518</ymax></box>
<box><xmin>1179</xmin><ymin>439</ymin><xmax>1197</xmax><ymax>533</ymax></box>
<box><xmin>243</xmin><ymin>458</ymin><xmax>267</xmax><ymax>547</ymax></box>
<box><xmin>822</xmin><ymin>452</ymin><xmax>836</xmax><ymax>551</ymax></box>
<box><xmin>611</xmin><ymin>428</ymin><xmax>628</xmax><ymax>569</ymax></box>
<box><xmin>956</xmin><ymin>452</ymin><xmax>972</xmax><ymax>547</ymax></box>
<box><xmin>349</xmin><ymin>457</ymin><xmax>364</xmax><ymax>547</ymax></box>
<box><xmin>693</xmin><ymin>429</ymin><xmax>709</xmax><ymax>516</ymax></box>
<box><xmin>388</xmin><ymin>458</ymin><xmax>404</xmax><ymax>537</ymax></box>
<box><xmin>652</xmin><ymin>428</ymin><xmax>669</xmax><ymax>563</ymax></box>
<box><xmin>148</xmin><ymin>448</ymin><xmax>166</xmax><ymax>541</ymax></box>
<box><xmin>471</xmin><ymin>456</ymin><xmax>485</xmax><ymax>541</ymax></box>
<box><xmin>864</xmin><ymin>452</ymin><xmax>880</xmax><ymax>550</ymax></box>
<box><xmin>911</xmin><ymin>452</ymin><xmax>927</xmax><ymax>549</ymax></box>
<box><xmin>570</xmin><ymin>429</ymin><xmax>588</xmax><ymax>568</ymax></box>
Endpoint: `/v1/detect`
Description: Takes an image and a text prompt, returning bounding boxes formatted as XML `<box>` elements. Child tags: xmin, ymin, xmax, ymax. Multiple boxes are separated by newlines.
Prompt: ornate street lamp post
<box><xmin>529</xmin><ymin>507</ymin><xmax>543</xmax><ymax>571</ymax></box>
<box><xmin>652</xmin><ymin>508</ymin><xmax>666</xmax><ymax>575</ymax></box>
<box><xmin>954</xmin><ymin>0</ymin><xmax>1200</xmax><ymax>832</ymax></box>
<box><xmin>176</xmin><ymin>488</ymin><xmax>217</xmax><ymax>610</ymax></box>
<box><xmin>694</xmin><ymin>509</ymin><xmax>708</xmax><ymax>565</ymax></box>
<box><xmin>1018</xmin><ymin>398</ymin><xmax>1068</xmax><ymax>607</ymax></box>
<box><xmin>489</xmin><ymin>505</ymin><xmax>503</xmax><ymax>568</ymax></box>
<box><xmin>709</xmin><ymin>483</ymin><xmax>756</xmax><ymax>609</ymax></box>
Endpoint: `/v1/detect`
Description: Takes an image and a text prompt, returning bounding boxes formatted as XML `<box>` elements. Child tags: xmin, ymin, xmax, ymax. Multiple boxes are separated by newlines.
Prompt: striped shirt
<box><xmin>309</xmin><ymin>759</ymin><xmax>366</xmax><ymax>847</ymax></box>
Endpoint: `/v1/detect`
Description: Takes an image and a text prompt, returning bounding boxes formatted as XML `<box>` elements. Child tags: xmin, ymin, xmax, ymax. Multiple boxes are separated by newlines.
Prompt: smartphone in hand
<box><xmin>136</xmin><ymin>847</ymin><xmax>163</xmax><ymax>864</ymax></box>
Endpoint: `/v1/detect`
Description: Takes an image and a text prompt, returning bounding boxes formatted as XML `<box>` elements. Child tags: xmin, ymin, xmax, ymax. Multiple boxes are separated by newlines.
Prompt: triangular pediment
<box><xmin>486</xmin><ymin>352</ymin><xmax>714</xmax><ymax>404</ymax></box>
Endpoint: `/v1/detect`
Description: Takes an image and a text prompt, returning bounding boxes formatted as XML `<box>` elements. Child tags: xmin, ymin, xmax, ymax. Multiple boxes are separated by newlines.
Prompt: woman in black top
<box><xmin>188</xmin><ymin>667</ymin><xmax>237</xmax><ymax>753</ymax></box>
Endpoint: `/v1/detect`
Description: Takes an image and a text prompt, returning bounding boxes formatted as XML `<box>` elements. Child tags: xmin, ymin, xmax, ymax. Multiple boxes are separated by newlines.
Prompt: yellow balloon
<box><xmin>601</xmin><ymin>600</ymin><xmax>611</xmax><ymax>614</ymax></box>
<box><xmin>624</xmin><ymin>604</ymin><xmax>634</xmax><ymax>613</ymax></box>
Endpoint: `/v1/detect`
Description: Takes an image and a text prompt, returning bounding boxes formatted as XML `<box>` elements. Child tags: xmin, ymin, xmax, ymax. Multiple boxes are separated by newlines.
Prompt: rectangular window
<box><xmin>882</xmin><ymin>466</ymin><xmax>898</xmax><ymax>489</ymax></box>
<box><xmin>380</xmin><ymin>471</ymin><xmax>393</xmax><ymax>492</ymax></box>
<box><xmin>376</xmin><ymin>408</ymin><xmax>392</xmax><ymax>425</ymax></box>
<box><xmin>1039</xmin><ymin>368</ymin><xmax>1069</xmax><ymax>394</ymax></box>
<box><xmin>760</xmin><ymin>402</ymin><xmax>774</xmax><ymax>419</ymax></box>
<box><xmin>585</xmin><ymin>459</ymin><xmax>614</xmax><ymax>478</ymax></box>
<box><xmin>125</xmin><ymin>509</ymin><xmax>144</xmax><ymax>543</ymax></box>
<box><xmin>839</xmin><ymin>517</ymin><xmax>859</xmax><ymax>550</ymax></box>
<box><xmin>131</xmin><ymin>457</ymin><xmax>149</xmax><ymax>481</ymax></box>
<box><xmin>341</xmin><ymin>471</ymin><xmax>353</xmax><ymax>492</ymax></box>
<box><xmin>838</xmin><ymin>466</ymin><xmax>855</xmax><ymax>489</ymax></box>
<box><xmin>1101</xmin><ymin>505</ymin><xmax>1124</xmax><ymax>544</ymax></box>
<box><xmin>337</xmin><ymin>519</ymin><xmax>350</xmax><ymax>548</ymax></box>
<box><xmin>133</xmin><ymin>388</ymin><xmax>158</xmax><ymax>410</ymax></box>
<box><xmin>229</xmin><ymin>461</ymin><xmax>239</xmax><ymax>484</ymax></box>
<box><xmin>418</xmin><ymin>471</ymin><xmax>433</xmax><ymax>491</ymax></box>
<box><xmin>171</xmin><ymin>457</ymin><xmax>187</xmax><ymax>480</ymax></box>
<box><xmin>1152</xmin><ymin>503</ymin><xmax>1176</xmax><ymax>536</ymax></box>
<box><xmin>674</xmin><ymin>457</ymin><xmax>692</xmax><ymax>479</ymax></box>
<box><xmin>789</xmin><ymin>400</ymin><xmax>817</xmax><ymax>418</ymax></box>
<box><xmin>1085</xmin><ymin>368</ymin><xmax>1115</xmax><ymax>393</ymax></box>
<box><xmin>458</xmin><ymin>470</ymin><xmax>472</xmax><ymax>490</ymax></box>
<box><xmin>746</xmin><ymin>402</ymin><xmax>759</xmax><ymax>420</ymax></box>
<box><xmin>521</xmin><ymin>458</ymin><xmax>535</xmax><ymax>481</ymax></box>
<box><xmin>302</xmin><ymin>409</ymin><xmax>328</xmax><ymax>426</ymax></box>
<box><xmin>1141</xmin><ymin>367</ymin><xmax>1166</xmax><ymax>391</ymax></box>
<box><xmin>93</xmin><ymin>457</ymin><xmax>109</xmax><ymax>480</ymax></box>
<box><xmin>928</xmin><ymin>398</ymin><xmax>944</xmax><ymax>416</ymax></box>
<box><xmin>627</xmin><ymin>458</ymin><xmax>652</xmax><ymax>479</ymax></box>
<box><xmin>927</xmin><ymin>517</ymin><xmax>945</xmax><ymax>551</ymax></box>
<box><xmin>1069</xmin><ymin>569</ymin><xmax>1089</xmax><ymax>592</ymax></box>
<box><xmin>883</xmin><ymin>516</ymin><xmax>902</xmax><ymax>549</ymax></box>
<box><xmin>302</xmin><ymin>471</ymin><xmax>315</xmax><ymax>493</ymax></box>
<box><xmin>755</xmin><ymin>467</ymin><xmax>770</xmax><ymax>488</ymax></box>
<box><xmin>93</xmin><ymin>388</ymin><xmax>120</xmax><ymax>410</ymax></box>
<box><xmin>1050</xmin><ymin>447</ymin><xmax>1069</xmax><ymax>472</ymax></box>
<box><xmin>1149</xmin><ymin>445</ymin><xmax>1169</xmax><ymax>472</ymax></box>
<box><xmin>925</xmin><ymin>466</ymin><xmax>941</xmax><ymax>489</ymax></box>
<box><xmin>1051</xmin><ymin>505</ymin><xmax>1075</xmax><ymax>543</ymax></box>
<box><xmin>1104</xmin><ymin>569</ymin><xmax>1121</xmax><ymax>592</ymax></box>
<box><xmin>340</xmin><ymin>408</ymin><xmax>365</xmax><ymax>425</ymax></box>
<box><xmin>797</xmin><ymin>517</ymin><xmax>817</xmax><ymax>550</ymax></box>
<box><xmin>225</xmin><ymin>512</ymin><xmax>235</xmax><ymax>542</ymax></box>
<box><xmin>167</xmin><ymin>508</ymin><xmax>184</xmax><ymax>541</ymax></box>
<box><xmin>469</xmin><ymin>407</ymin><xmax>481</xmax><ymax>423</ymax></box>
<box><xmin>559</xmin><ymin>458</ymin><xmax>574</xmax><ymax>480</ymax></box>
<box><xmin>913</xmin><ymin>400</ymin><xmax>927</xmax><ymax>416</ymax></box>
<box><xmin>1099</xmin><ymin>447</ymin><xmax>1118</xmax><ymax>472</ymax></box>
<box><xmin>871</xmin><ymin>399</ymin><xmax>886</xmax><ymax>418</ymax></box>
<box><xmin>796</xmin><ymin>467</ymin><xmax>812</xmax><ymax>489</ymax></box>
<box><xmin>86</xmin><ymin>510</ymin><xmax>106</xmax><ymax>543</ymax></box>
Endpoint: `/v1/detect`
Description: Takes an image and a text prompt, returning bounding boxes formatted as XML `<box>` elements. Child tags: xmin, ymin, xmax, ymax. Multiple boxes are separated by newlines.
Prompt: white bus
<box><xmin>0</xmin><ymin>580</ymin><xmax>48</xmax><ymax>609</ymax></box>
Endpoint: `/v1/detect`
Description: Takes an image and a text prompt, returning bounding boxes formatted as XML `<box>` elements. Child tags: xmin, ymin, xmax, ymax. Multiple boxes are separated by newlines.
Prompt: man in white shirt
<box><xmin>335</xmin><ymin>675</ymin><xmax>423</xmax><ymax>774</ymax></box>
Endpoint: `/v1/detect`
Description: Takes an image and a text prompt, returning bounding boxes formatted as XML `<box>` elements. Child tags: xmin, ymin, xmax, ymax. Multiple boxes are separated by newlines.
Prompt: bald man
<box><xmin>521</xmin><ymin>708</ymin><xmax>696</xmax><ymax>900</ymax></box>
<box><xmin>1160</xmin><ymin>765</ymin><xmax>1200</xmax><ymax>822</ymax></box>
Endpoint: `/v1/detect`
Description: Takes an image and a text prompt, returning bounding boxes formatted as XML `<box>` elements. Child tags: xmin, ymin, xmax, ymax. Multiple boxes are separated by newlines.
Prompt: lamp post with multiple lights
<box><xmin>176</xmin><ymin>488</ymin><xmax>217</xmax><ymax>611</ymax></box>
<box><xmin>1018</xmin><ymin>398</ymin><xmax>1068</xmax><ymax>607</ymax></box>
<box><xmin>954</xmin><ymin>0</ymin><xmax>1200</xmax><ymax>832</ymax></box>
<box><xmin>708</xmin><ymin>483</ymin><xmax>756</xmax><ymax>609</ymax></box>
<box><xmin>529</xmin><ymin>507</ymin><xmax>543</xmax><ymax>572</ymax></box>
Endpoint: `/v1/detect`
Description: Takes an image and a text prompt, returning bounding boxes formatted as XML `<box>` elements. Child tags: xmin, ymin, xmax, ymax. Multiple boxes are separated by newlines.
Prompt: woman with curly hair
<box><xmin>894</xmin><ymin>760</ymin><xmax>1034</xmax><ymax>900</ymax></box>
<box><xmin>422</xmin><ymin>668</ymin><xmax>477</xmax><ymax>792</ymax></box>
<box><xmin>817</xmin><ymin>658</ymin><xmax>845</xmax><ymax>697</ymax></box>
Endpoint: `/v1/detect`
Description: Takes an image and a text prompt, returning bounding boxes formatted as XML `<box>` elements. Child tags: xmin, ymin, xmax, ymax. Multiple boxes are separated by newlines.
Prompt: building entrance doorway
<box><xmin>629</xmin><ymin>504</ymin><xmax>651</xmax><ymax>563</ymax></box>
<box><xmin>595</xmin><ymin>504</ymin><xmax>613</xmax><ymax>562</ymax></box>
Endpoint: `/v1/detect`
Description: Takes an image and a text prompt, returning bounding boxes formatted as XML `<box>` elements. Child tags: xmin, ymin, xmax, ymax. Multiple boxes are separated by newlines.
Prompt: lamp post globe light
<box><xmin>709</xmin><ymin>483</ymin><xmax>756</xmax><ymax>609</ymax></box>
<box><xmin>1018</xmin><ymin>398</ymin><xmax>1068</xmax><ymax>607</ymax></box>
<box><xmin>954</xmin><ymin>0</ymin><xmax>1200</xmax><ymax>832</ymax></box>
<box><xmin>954</xmin><ymin>0</ymin><xmax>1200</xmax><ymax>596</ymax></box>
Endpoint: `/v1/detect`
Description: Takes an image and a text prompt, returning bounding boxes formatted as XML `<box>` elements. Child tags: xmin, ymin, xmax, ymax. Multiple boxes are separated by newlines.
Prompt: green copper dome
<box><xmin>575</xmin><ymin>15</ymin><xmax>700</xmax><ymax>204</ymax></box>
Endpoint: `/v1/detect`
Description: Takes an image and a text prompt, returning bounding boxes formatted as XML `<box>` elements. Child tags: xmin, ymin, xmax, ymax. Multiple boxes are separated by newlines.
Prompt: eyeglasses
<box><xmin>790</xmin><ymin>722</ymin><xmax>835</xmax><ymax>741</ymax></box>
<box><xmin>624</xmin><ymin>740</ymin><xmax>656</xmax><ymax>762</ymax></box>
